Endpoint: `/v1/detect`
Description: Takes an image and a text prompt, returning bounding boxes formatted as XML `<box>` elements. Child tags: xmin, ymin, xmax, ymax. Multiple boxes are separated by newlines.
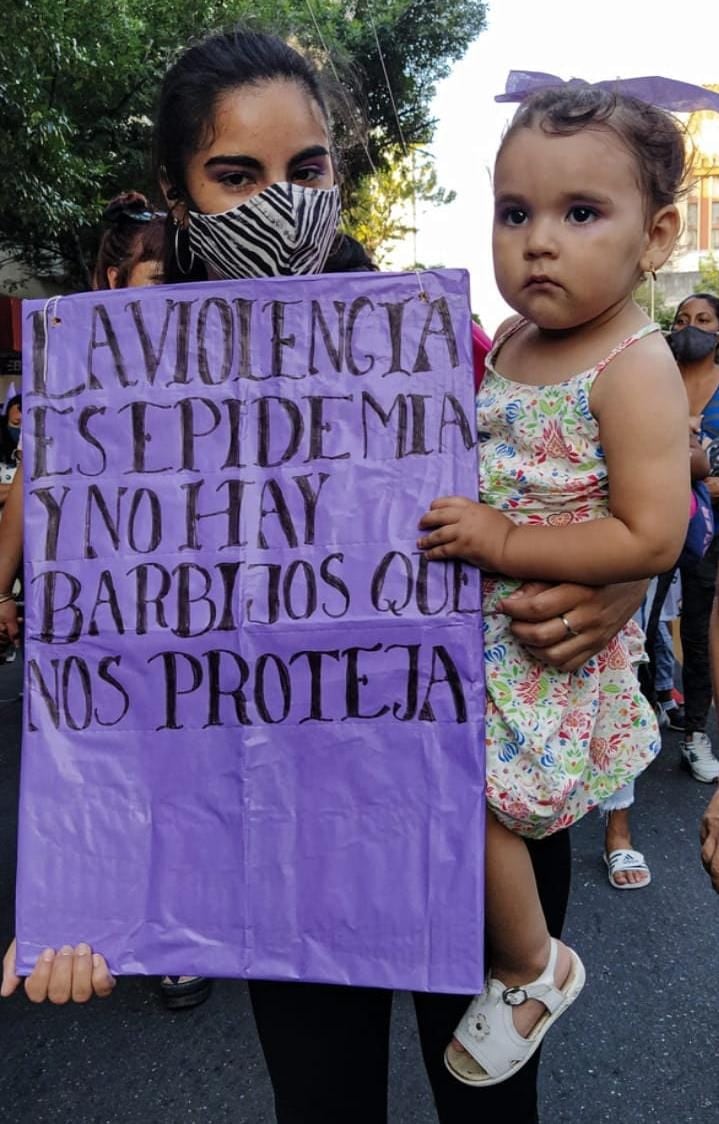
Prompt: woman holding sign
<box><xmin>2</xmin><ymin>26</ymin><xmax>650</xmax><ymax>1124</ymax></box>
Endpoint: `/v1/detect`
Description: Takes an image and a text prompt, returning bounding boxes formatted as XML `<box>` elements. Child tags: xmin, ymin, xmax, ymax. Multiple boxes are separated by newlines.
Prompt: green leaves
<box><xmin>0</xmin><ymin>0</ymin><xmax>486</xmax><ymax>286</ymax></box>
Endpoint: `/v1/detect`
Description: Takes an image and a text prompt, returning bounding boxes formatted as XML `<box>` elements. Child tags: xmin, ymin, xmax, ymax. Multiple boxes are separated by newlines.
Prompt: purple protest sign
<box><xmin>16</xmin><ymin>269</ymin><xmax>485</xmax><ymax>992</ymax></box>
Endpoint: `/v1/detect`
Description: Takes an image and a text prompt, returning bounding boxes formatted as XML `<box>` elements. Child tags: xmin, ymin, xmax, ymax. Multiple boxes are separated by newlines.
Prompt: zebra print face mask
<box><xmin>188</xmin><ymin>182</ymin><xmax>341</xmax><ymax>280</ymax></box>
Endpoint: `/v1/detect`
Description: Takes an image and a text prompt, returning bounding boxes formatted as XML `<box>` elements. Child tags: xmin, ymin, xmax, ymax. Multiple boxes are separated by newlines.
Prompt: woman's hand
<box><xmin>417</xmin><ymin>496</ymin><xmax>513</xmax><ymax>569</ymax></box>
<box><xmin>500</xmin><ymin>579</ymin><xmax>648</xmax><ymax>672</ymax></box>
<box><xmin>0</xmin><ymin>596</ymin><xmax>20</xmax><ymax>647</ymax></box>
<box><xmin>1</xmin><ymin>939</ymin><xmax>115</xmax><ymax>1003</ymax></box>
<box><xmin>704</xmin><ymin>476</ymin><xmax>719</xmax><ymax>500</ymax></box>
<box><xmin>700</xmin><ymin>790</ymin><xmax>719</xmax><ymax>893</ymax></box>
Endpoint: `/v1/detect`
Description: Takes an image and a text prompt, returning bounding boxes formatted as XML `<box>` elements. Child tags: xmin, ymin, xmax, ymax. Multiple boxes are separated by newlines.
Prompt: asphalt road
<box><xmin>1</xmin><ymin>651</ymin><xmax>718</xmax><ymax>1124</ymax></box>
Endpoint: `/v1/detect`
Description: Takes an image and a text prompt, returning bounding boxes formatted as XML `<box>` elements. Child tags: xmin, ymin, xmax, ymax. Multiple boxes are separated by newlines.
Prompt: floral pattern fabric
<box><xmin>479</xmin><ymin>323</ymin><xmax>661</xmax><ymax>839</ymax></box>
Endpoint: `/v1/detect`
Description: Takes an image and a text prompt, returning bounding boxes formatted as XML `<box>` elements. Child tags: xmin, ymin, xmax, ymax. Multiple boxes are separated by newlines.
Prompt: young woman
<box><xmin>0</xmin><ymin>394</ymin><xmax>21</xmax><ymax>515</ymax></box>
<box><xmin>669</xmin><ymin>294</ymin><xmax>719</xmax><ymax>782</ymax></box>
<box><xmin>2</xmin><ymin>28</ymin><xmax>653</xmax><ymax>1123</ymax></box>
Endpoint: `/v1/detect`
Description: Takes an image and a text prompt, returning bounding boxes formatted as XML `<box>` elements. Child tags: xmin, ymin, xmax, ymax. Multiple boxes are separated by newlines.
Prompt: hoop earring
<box><xmin>648</xmin><ymin>266</ymin><xmax>657</xmax><ymax>322</ymax></box>
<box><xmin>174</xmin><ymin>223</ymin><xmax>196</xmax><ymax>276</ymax></box>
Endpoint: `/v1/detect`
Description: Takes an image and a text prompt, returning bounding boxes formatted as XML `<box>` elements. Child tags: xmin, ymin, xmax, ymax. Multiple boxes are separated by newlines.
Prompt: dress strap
<box><xmin>593</xmin><ymin>323</ymin><xmax>661</xmax><ymax>376</ymax></box>
<box><xmin>487</xmin><ymin>317</ymin><xmax>527</xmax><ymax>367</ymax></box>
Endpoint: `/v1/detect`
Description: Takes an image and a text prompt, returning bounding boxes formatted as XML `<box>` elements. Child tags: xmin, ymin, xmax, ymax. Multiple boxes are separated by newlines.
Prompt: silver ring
<box><xmin>560</xmin><ymin>614</ymin><xmax>579</xmax><ymax>638</ymax></box>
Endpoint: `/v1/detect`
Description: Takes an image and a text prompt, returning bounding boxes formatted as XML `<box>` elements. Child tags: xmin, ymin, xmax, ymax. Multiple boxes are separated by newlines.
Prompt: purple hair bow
<box><xmin>495</xmin><ymin>71</ymin><xmax>719</xmax><ymax>113</ymax></box>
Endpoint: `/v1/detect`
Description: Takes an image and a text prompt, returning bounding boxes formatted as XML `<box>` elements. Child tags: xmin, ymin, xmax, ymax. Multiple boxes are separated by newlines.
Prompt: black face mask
<box><xmin>667</xmin><ymin>325</ymin><xmax>719</xmax><ymax>365</ymax></box>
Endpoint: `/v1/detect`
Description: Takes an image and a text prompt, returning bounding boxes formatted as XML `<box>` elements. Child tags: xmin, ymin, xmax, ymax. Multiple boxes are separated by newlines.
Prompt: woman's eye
<box><xmin>567</xmin><ymin>206</ymin><xmax>597</xmax><ymax>224</ymax></box>
<box><xmin>219</xmin><ymin>171</ymin><xmax>253</xmax><ymax>188</ymax></box>
<box><xmin>293</xmin><ymin>164</ymin><xmax>325</xmax><ymax>183</ymax></box>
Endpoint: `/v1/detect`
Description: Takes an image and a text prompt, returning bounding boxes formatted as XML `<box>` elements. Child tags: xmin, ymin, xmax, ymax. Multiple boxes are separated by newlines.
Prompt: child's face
<box><xmin>492</xmin><ymin>125</ymin><xmax>650</xmax><ymax>331</ymax></box>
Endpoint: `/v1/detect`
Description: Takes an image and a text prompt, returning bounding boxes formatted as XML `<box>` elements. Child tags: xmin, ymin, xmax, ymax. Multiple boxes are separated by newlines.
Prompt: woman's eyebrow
<box><xmin>288</xmin><ymin>145</ymin><xmax>330</xmax><ymax>167</ymax></box>
<box><xmin>204</xmin><ymin>154</ymin><xmax>263</xmax><ymax>170</ymax></box>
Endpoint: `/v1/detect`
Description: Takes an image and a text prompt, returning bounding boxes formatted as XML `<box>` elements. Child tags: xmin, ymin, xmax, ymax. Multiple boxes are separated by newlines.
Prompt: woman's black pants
<box><xmin>680</xmin><ymin>535</ymin><xmax>719</xmax><ymax>735</ymax></box>
<box><xmin>248</xmin><ymin>829</ymin><xmax>572</xmax><ymax>1124</ymax></box>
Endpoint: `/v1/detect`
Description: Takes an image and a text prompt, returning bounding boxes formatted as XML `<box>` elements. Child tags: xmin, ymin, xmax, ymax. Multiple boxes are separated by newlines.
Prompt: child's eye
<box><xmin>567</xmin><ymin>206</ymin><xmax>597</xmax><ymax>224</ymax></box>
<box><xmin>500</xmin><ymin>207</ymin><xmax>528</xmax><ymax>227</ymax></box>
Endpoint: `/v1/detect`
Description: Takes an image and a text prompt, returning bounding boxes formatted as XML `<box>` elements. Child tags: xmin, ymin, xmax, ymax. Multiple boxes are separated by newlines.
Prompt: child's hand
<box><xmin>417</xmin><ymin>496</ymin><xmax>513</xmax><ymax>570</ymax></box>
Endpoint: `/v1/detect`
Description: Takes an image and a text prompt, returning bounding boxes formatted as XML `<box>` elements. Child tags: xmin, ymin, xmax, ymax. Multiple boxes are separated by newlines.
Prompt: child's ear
<box><xmin>641</xmin><ymin>204</ymin><xmax>681</xmax><ymax>273</ymax></box>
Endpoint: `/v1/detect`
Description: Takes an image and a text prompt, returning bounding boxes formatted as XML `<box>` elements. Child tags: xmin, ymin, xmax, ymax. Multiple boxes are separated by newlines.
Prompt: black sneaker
<box><xmin>159</xmin><ymin>975</ymin><xmax>213</xmax><ymax>1010</ymax></box>
<box><xmin>659</xmin><ymin>704</ymin><xmax>685</xmax><ymax>732</ymax></box>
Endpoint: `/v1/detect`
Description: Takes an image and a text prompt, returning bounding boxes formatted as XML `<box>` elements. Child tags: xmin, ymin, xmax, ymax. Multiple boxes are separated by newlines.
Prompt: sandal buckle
<box><xmin>502</xmin><ymin>985</ymin><xmax>528</xmax><ymax>1006</ymax></box>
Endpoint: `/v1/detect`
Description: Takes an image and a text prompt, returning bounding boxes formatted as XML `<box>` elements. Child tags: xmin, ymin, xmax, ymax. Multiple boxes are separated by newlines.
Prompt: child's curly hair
<box><xmin>498</xmin><ymin>86</ymin><xmax>690</xmax><ymax>214</ymax></box>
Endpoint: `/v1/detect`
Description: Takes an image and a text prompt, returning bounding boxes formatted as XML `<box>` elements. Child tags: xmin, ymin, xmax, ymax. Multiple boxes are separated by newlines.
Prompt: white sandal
<box><xmin>604</xmin><ymin>849</ymin><xmax>651</xmax><ymax>890</ymax></box>
<box><xmin>444</xmin><ymin>938</ymin><xmax>585</xmax><ymax>1086</ymax></box>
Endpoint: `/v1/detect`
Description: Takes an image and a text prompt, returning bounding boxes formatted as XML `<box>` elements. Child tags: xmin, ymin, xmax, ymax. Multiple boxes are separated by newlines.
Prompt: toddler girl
<box><xmin>418</xmin><ymin>86</ymin><xmax>690</xmax><ymax>1086</ymax></box>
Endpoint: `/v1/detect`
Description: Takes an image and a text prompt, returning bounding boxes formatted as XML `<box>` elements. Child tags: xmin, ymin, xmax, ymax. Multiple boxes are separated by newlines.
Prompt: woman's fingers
<box><xmin>24</xmin><ymin>947</ymin><xmax>58</xmax><ymax>1003</ymax></box>
<box><xmin>700</xmin><ymin>833</ymin><xmax>719</xmax><ymax>893</ymax></box>
<box><xmin>91</xmin><ymin>953</ymin><xmax>116</xmax><ymax>998</ymax></box>
<box><xmin>700</xmin><ymin>798</ymin><xmax>719</xmax><ymax>893</ymax></box>
<box><xmin>70</xmin><ymin>944</ymin><xmax>94</xmax><ymax>1003</ymax></box>
<box><xmin>0</xmin><ymin>939</ymin><xmax>21</xmax><ymax>998</ymax></box>
<box><xmin>524</xmin><ymin>639</ymin><xmax>598</xmax><ymax>674</ymax></box>
<box><xmin>47</xmin><ymin>945</ymin><xmax>79</xmax><ymax>1005</ymax></box>
<box><xmin>18</xmin><ymin>944</ymin><xmax>115</xmax><ymax>1004</ymax></box>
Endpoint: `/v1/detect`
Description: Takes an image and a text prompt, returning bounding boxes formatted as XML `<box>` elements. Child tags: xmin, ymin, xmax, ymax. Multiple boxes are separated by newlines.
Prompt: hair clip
<box><xmin>495</xmin><ymin>71</ymin><xmax>719</xmax><ymax>113</ymax></box>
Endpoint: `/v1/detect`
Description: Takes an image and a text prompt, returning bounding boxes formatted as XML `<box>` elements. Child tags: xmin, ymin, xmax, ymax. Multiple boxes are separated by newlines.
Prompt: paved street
<box><xmin>1</xmin><ymin>650</ymin><xmax>718</xmax><ymax>1124</ymax></box>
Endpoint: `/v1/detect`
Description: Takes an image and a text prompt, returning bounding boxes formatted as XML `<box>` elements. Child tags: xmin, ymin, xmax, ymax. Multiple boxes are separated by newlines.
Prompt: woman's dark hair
<box><xmin>674</xmin><ymin>292</ymin><xmax>719</xmax><ymax>324</ymax></box>
<box><xmin>0</xmin><ymin>394</ymin><xmax>21</xmax><ymax>465</ymax></box>
<box><xmin>93</xmin><ymin>192</ymin><xmax>166</xmax><ymax>290</ymax></box>
<box><xmin>155</xmin><ymin>27</ymin><xmax>375</xmax><ymax>282</ymax></box>
<box><xmin>498</xmin><ymin>87</ymin><xmax>689</xmax><ymax>214</ymax></box>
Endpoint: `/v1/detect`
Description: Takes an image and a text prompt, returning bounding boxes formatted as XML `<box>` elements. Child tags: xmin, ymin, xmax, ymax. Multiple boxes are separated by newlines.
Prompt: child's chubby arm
<box><xmin>419</xmin><ymin>334</ymin><xmax>690</xmax><ymax>584</ymax></box>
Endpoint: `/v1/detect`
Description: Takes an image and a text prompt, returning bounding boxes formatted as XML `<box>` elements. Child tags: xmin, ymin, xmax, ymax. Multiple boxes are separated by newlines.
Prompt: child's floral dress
<box><xmin>479</xmin><ymin>323</ymin><xmax>661</xmax><ymax>839</ymax></box>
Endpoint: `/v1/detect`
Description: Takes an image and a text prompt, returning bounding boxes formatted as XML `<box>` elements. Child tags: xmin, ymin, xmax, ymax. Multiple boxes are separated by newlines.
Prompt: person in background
<box><xmin>2</xmin><ymin>193</ymin><xmax>211</xmax><ymax>1012</ymax></box>
<box><xmin>93</xmin><ymin>191</ymin><xmax>165</xmax><ymax>290</ymax></box>
<box><xmin>700</xmin><ymin>553</ymin><xmax>719</xmax><ymax>887</ymax></box>
<box><xmin>669</xmin><ymin>294</ymin><xmax>719</xmax><ymax>782</ymax></box>
<box><xmin>0</xmin><ymin>394</ymin><xmax>21</xmax><ymax>514</ymax></box>
<box><xmin>601</xmin><ymin>416</ymin><xmax>712</xmax><ymax>889</ymax></box>
<box><xmin>98</xmin><ymin>190</ymin><xmax>213</xmax><ymax>1012</ymax></box>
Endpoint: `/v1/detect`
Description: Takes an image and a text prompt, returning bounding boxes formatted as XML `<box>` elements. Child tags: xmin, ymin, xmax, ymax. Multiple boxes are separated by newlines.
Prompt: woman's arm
<box><xmin>0</xmin><ymin>466</ymin><xmax>22</xmax><ymax>645</ymax></box>
<box><xmin>419</xmin><ymin>338</ymin><xmax>690</xmax><ymax>584</ymax></box>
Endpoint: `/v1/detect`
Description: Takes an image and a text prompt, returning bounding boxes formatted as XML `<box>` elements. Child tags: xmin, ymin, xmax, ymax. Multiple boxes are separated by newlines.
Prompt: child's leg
<box><xmin>445</xmin><ymin>812</ymin><xmax>583</xmax><ymax>1086</ymax></box>
<box><xmin>482</xmin><ymin>812</ymin><xmax>573</xmax><ymax>1038</ymax></box>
